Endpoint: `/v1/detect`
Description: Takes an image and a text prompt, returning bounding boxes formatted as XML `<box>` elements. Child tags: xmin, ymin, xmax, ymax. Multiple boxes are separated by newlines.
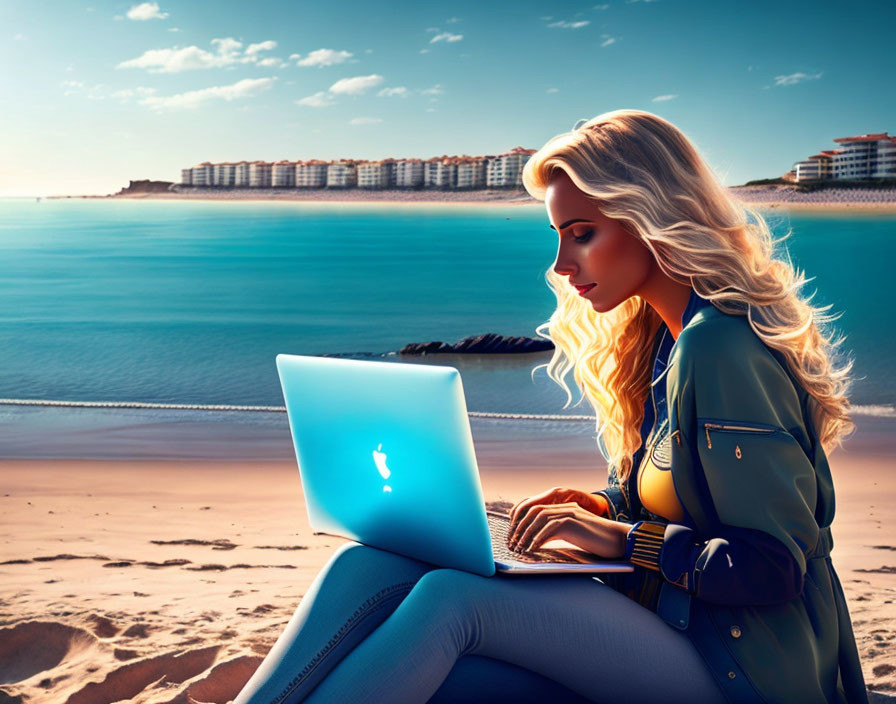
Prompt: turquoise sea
<box><xmin>1</xmin><ymin>198</ymin><xmax>893</xmax><ymax>459</ymax></box>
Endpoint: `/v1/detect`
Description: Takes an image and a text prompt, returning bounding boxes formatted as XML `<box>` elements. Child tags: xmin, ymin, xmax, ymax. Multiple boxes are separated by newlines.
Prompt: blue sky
<box><xmin>1</xmin><ymin>0</ymin><xmax>893</xmax><ymax>196</ymax></box>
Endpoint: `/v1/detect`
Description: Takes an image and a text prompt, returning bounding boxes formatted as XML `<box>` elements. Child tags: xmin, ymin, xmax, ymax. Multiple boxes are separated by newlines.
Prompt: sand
<box><xmin>56</xmin><ymin>185</ymin><xmax>896</xmax><ymax>215</ymax></box>
<box><xmin>1</xmin><ymin>415</ymin><xmax>894</xmax><ymax>704</ymax></box>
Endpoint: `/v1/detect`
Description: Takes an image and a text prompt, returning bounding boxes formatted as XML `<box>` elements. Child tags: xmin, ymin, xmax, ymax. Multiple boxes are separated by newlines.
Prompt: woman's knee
<box><xmin>323</xmin><ymin>541</ymin><xmax>435</xmax><ymax>581</ymax></box>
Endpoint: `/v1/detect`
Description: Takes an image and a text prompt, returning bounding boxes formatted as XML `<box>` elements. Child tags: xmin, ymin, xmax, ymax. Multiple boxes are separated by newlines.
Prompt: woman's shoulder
<box><xmin>668</xmin><ymin>304</ymin><xmax>805</xmax><ymax>430</ymax></box>
<box><xmin>672</xmin><ymin>304</ymin><xmax>771</xmax><ymax>369</ymax></box>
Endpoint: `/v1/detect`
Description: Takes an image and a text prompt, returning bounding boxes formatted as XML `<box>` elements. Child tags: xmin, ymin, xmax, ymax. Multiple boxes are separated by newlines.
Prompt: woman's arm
<box><xmin>589</xmin><ymin>454</ymin><xmax>631</xmax><ymax>522</ymax></box>
<box><xmin>629</xmin><ymin>317</ymin><xmax>822</xmax><ymax>607</ymax></box>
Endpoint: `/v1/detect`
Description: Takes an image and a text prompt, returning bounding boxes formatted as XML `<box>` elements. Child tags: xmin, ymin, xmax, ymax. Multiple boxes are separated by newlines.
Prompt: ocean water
<box><xmin>0</xmin><ymin>198</ymin><xmax>893</xmax><ymax>458</ymax></box>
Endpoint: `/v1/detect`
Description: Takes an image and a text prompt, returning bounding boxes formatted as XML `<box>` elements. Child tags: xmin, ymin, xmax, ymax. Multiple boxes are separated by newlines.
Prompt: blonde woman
<box><xmin>234</xmin><ymin>110</ymin><xmax>867</xmax><ymax>704</ymax></box>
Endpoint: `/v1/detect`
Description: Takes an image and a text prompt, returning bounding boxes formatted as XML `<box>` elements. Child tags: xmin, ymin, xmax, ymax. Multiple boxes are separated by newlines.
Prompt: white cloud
<box><xmin>546</xmin><ymin>87</ymin><xmax>559</xmax><ymax>93</ymax></box>
<box><xmin>117</xmin><ymin>37</ymin><xmax>279</xmax><ymax>73</ymax></box>
<box><xmin>112</xmin><ymin>86</ymin><xmax>157</xmax><ymax>101</ymax></box>
<box><xmin>430</xmin><ymin>32</ymin><xmax>463</xmax><ymax>43</ymax></box>
<box><xmin>651</xmin><ymin>94</ymin><xmax>677</xmax><ymax>102</ymax></box>
<box><xmin>296</xmin><ymin>48</ymin><xmax>353</xmax><ymax>67</ymax></box>
<box><xmin>328</xmin><ymin>74</ymin><xmax>384</xmax><ymax>95</ymax></box>
<box><xmin>245</xmin><ymin>40</ymin><xmax>277</xmax><ymax>56</ymax></box>
<box><xmin>547</xmin><ymin>20</ymin><xmax>590</xmax><ymax>28</ymax></box>
<box><xmin>257</xmin><ymin>57</ymin><xmax>284</xmax><ymax>68</ymax></box>
<box><xmin>13</xmin><ymin>33</ymin><xmax>27</xmax><ymax>41</ymax></box>
<box><xmin>600</xmin><ymin>36</ymin><xmax>616</xmax><ymax>47</ymax></box>
<box><xmin>289</xmin><ymin>53</ymin><xmax>301</xmax><ymax>60</ymax></box>
<box><xmin>126</xmin><ymin>2</ymin><xmax>169</xmax><ymax>20</ymax></box>
<box><xmin>296</xmin><ymin>90</ymin><xmax>336</xmax><ymax>107</ymax></box>
<box><xmin>774</xmin><ymin>71</ymin><xmax>823</xmax><ymax>86</ymax></box>
<box><xmin>139</xmin><ymin>77</ymin><xmax>275</xmax><ymax>111</ymax></box>
<box><xmin>377</xmin><ymin>86</ymin><xmax>408</xmax><ymax>97</ymax></box>
<box><xmin>445</xmin><ymin>16</ymin><xmax>460</xmax><ymax>23</ymax></box>
<box><xmin>59</xmin><ymin>80</ymin><xmax>107</xmax><ymax>100</ymax></box>
<box><xmin>349</xmin><ymin>117</ymin><xmax>382</xmax><ymax>125</ymax></box>
<box><xmin>420</xmin><ymin>84</ymin><xmax>444</xmax><ymax>95</ymax></box>
<box><xmin>168</xmin><ymin>27</ymin><xmax>180</xmax><ymax>32</ymax></box>
<box><xmin>419</xmin><ymin>49</ymin><xmax>430</xmax><ymax>54</ymax></box>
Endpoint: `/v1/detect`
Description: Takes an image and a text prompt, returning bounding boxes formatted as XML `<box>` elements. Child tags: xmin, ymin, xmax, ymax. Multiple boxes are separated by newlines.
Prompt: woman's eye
<box><xmin>573</xmin><ymin>230</ymin><xmax>594</xmax><ymax>243</ymax></box>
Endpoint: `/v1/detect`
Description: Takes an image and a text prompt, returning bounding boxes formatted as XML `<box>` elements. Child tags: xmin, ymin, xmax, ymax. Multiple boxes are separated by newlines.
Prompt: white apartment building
<box><xmin>272</xmin><ymin>160</ymin><xmax>297</xmax><ymax>187</ymax></box>
<box><xmin>296</xmin><ymin>160</ymin><xmax>328</xmax><ymax>187</ymax></box>
<box><xmin>456</xmin><ymin>158</ymin><xmax>487</xmax><ymax>189</ymax></box>
<box><xmin>213</xmin><ymin>162</ymin><xmax>236</xmax><ymax>187</ymax></box>
<box><xmin>394</xmin><ymin>158</ymin><xmax>424</xmax><ymax>188</ymax></box>
<box><xmin>180</xmin><ymin>148</ymin><xmax>536</xmax><ymax>190</ymax></box>
<box><xmin>358</xmin><ymin>159</ymin><xmax>395</xmax><ymax>189</ymax></box>
<box><xmin>794</xmin><ymin>133</ymin><xmax>896</xmax><ymax>182</ymax></box>
<box><xmin>234</xmin><ymin>161</ymin><xmax>250</xmax><ymax>187</ymax></box>
<box><xmin>190</xmin><ymin>162</ymin><xmax>213</xmax><ymax>187</ymax></box>
<box><xmin>424</xmin><ymin>157</ymin><xmax>443</xmax><ymax>188</ymax></box>
<box><xmin>327</xmin><ymin>161</ymin><xmax>358</xmax><ymax>188</ymax></box>
<box><xmin>423</xmin><ymin>157</ymin><xmax>459</xmax><ymax>189</ymax></box>
<box><xmin>487</xmin><ymin>147</ymin><xmax>536</xmax><ymax>188</ymax></box>
<box><xmin>249</xmin><ymin>161</ymin><xmax>273</xmax><ymax>188</ymax></box>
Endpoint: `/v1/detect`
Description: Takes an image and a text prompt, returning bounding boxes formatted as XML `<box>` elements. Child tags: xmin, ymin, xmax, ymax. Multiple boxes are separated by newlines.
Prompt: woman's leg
<box><xmin>233</xmin><ymin>541</ymin><xmax>437</xmax><ymax>704</ymax></box>
<box><xmin>301</xmin><ymin>567</ymin><xmax>729</xmax><ymax>704</ymax></box>
<box><xmin>234</xmin><ymin>541</ymin><xmax>597</xmax><ymax>704</ymax></box>
<box><xmin>426</xmin><ymin>654</ymin><xmax>594</xmax><ymax>704</ymax></box>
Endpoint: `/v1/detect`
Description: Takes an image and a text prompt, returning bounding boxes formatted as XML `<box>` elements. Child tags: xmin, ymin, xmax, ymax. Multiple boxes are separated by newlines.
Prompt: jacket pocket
<box><xmin>698</xmin><ymin>417</ymin><xmax>791</xmax><ymax>454</ymax></box>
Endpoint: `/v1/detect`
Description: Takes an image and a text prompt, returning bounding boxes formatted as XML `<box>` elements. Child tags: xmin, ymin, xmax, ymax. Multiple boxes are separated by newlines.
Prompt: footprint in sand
<box><xmin>121</xmin><ymin>623</ymin><xmax>151</xmax><ymax>639</ymax></box>
<box><xmin>64</xmin><ymin>645</ymin><xmax>221</xmax><ymax>704</ymax></box>
<box><xmin>171</xmin><ymin>654</ymin><xmax>264</xmax><ymax>704</ymax></box>
<box><xmin>0</xmin><ymin>621</ymin><xmax>98</xmax><ymax>684</ymax></box>
<box><xmin>84</xmin><ymin>614</ymin><xmax>120</xmax><ymax>638</ymax></box>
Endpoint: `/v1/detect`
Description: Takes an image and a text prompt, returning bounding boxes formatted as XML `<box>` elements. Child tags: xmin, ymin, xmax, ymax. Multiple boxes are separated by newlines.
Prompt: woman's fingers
<box><xmin>508</xmin><ymin>487</ymin><xmax>567</xmax><ymax>535</ymax></box>
<box><xmin>510</xmin><ymin>503</ymin><xmax>578</xmax><ymax>552</ymax></box>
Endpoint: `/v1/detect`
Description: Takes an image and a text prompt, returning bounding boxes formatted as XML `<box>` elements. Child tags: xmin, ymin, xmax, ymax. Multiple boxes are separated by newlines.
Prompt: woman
<box><xmin>234</xmin><ymin>109</ymin><xmax>868</xmax><ymax>703</ymax></box>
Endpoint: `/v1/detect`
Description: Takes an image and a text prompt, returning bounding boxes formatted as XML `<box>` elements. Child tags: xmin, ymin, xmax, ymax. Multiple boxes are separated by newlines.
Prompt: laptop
<box><xmin>275</xmin><ymin>353</ymin><xmax>635</xmax><ymax>578</ymax></box>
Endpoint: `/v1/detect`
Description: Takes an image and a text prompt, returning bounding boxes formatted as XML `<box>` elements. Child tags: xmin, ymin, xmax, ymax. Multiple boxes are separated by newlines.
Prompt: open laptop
<box><xmin>275</xmin><ymin>353</ymin><xmax>634</xmax><ymax>578</ymax></box>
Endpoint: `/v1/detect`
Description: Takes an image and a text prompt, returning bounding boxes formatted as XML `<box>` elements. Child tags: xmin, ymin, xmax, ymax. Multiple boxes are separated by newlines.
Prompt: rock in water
<box><xmin>399</xmin><ymin>333</ymin><xmax>553</xmax><ymax>355</ymax></box>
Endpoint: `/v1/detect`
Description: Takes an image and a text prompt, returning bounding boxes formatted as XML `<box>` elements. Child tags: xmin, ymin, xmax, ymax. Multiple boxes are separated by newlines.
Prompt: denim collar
<box><xmin>650</xmin><ymin>288</ymin><xmax>714</xmax><ymax>387</ymax></box>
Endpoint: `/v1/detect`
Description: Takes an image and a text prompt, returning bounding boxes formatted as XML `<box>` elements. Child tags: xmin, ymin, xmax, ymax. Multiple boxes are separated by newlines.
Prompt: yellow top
<box><xmin>637</xmin><ymin>427</ymin><xmax>686</xmax><ymax>523</ymax></box>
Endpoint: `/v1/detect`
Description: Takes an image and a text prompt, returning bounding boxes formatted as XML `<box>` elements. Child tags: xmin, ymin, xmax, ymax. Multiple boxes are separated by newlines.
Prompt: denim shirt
<box><xmin>591</xmin><ymin>288</ymin><xmax>714</xmax><ymax>610</ymax></box>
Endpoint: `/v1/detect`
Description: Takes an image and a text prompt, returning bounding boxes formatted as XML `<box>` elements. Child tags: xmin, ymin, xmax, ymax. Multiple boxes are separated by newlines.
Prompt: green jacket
<box><xmin>599</xmin><ymin>301</ymin><xmax>868</xmax><ymax>703</ymax></box>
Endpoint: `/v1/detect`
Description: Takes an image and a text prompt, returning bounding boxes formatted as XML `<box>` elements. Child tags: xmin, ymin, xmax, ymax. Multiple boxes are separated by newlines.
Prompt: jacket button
<box><xmin>730</xmin><ymin>625</ymin><xmax>742</xmax><ymax>638</ymax></box>
<box><xmin>728</xmin><ymin>671</ymin><xmax>736</xmax><ymax>679</ymax></box>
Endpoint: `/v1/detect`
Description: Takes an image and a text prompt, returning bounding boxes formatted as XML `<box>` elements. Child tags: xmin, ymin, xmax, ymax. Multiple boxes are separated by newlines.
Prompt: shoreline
<box><xmin>47</xmin><ymin>185</ymin><xmax>896</xmax><ymax>214</ymax></box>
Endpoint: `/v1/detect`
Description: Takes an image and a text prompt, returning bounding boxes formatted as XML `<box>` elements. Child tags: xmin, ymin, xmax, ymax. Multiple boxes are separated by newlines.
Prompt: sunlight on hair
<box><xmin>523</xmin><ymin>109</ymin><xmax>856</xmax><ymax>484</ymax></box>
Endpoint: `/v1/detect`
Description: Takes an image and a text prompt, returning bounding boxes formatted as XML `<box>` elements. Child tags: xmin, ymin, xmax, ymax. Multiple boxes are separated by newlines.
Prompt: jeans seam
<box><xmin>270</xmin><ymin>579</ymin><xmax>419</xmax><ymax>704</ymax></box>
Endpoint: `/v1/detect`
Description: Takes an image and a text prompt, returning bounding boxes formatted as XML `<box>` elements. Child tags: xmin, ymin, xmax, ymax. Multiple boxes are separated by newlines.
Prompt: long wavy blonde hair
<box><xmin>521</xmin><ymin>109</ymin><xmax>855</xmax><ymax>484</ymax></box>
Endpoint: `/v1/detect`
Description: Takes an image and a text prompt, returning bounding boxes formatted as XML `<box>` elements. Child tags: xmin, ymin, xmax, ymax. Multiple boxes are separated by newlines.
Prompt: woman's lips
<box><xmin>574</xmin><ymin>283</ymin><xmax>597</xmax><ymax>296</ymax></box>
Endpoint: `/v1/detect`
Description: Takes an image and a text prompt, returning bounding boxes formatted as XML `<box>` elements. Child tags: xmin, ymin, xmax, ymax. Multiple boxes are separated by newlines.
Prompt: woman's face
<box><xmin>545</xmin><ymin>170</ymin><xmax>656</xmax><ymax>313</ymax></box>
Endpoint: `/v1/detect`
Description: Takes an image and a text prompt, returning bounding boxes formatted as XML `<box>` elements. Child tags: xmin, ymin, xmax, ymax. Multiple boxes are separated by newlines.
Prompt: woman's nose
<box><xmin>552</xmin><ymin>252</ymin><xmax>576</xmax><ymax>278</ymax></box>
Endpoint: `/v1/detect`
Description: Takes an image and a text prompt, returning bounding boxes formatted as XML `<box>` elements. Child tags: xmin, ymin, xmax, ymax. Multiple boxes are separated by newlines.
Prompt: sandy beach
<box><xmin>60</xmin><ymin>184</ymin><xmax>896</xmax><ymax>214</ymax></box>
<box><xmin>1</xmin><ymin>415</ymin><xmax>894</xmax><ymax>703</ymax></box>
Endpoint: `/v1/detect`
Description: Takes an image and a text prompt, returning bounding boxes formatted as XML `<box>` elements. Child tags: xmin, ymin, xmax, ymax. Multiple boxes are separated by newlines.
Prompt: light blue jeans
<box><xmin>233</xmin><ymin>542</ymin><xmax>727</xmax><ymax>704</ymax></box>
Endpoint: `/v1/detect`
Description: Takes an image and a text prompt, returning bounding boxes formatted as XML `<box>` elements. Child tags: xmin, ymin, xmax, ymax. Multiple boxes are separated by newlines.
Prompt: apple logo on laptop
<box><xmin>373</xmin><ymin>443</ymin><xmax>392</xmax><ymax>493</ymax></box>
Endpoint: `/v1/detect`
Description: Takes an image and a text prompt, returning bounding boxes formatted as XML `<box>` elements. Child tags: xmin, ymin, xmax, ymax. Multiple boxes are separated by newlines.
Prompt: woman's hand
<box><xmin>507</xmin><ymin>487</ymin><xmax>630</xmax><ymax>559</ymax></box>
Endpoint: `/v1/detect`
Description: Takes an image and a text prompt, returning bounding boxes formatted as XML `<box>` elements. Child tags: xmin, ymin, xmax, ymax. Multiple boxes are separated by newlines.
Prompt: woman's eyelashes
<box><xmin>573</xmin><ymin>229</ymin><xmax>594</xmax><ymax>243</ymax></box>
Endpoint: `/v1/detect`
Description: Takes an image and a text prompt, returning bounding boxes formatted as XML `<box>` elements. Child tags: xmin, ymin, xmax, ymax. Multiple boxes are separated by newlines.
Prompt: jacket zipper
<box><xmin>703</xmin><ymin>422</ymin><xmax>777</xmax><ymax>449</ymax></box>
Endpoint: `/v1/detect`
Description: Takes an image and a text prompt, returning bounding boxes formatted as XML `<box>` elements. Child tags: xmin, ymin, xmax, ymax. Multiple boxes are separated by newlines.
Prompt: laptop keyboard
<box><xmin>487</xmin><ymin>511</ymin><xmax>550</xmax><ymax>564</ymax></box>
